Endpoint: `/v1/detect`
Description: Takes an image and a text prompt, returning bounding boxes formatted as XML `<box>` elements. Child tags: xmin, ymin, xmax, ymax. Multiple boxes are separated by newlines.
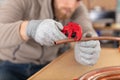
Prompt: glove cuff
<box><xmin>26</xmin><ymin>20</ymin><xmax>42</xmax><ymax>39</ymax></box>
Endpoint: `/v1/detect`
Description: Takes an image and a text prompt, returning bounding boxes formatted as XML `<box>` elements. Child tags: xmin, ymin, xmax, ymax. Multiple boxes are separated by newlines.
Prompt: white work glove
<box><xmin>26</xmin><ymin>19</ymin><xmax>66</xmax><ymax>46</ymax></box>
<box><xmin>74</xmin><ymin>32</ymin><xmax>101</xmax><ymax>66</ymax></box>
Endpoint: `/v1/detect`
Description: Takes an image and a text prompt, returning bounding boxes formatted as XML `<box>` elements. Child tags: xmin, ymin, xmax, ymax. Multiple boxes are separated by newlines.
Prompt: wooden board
<box><xmin>28</xmin><ymin>48</ymin><xmax>120</xmax><ymax>80</ymax></box>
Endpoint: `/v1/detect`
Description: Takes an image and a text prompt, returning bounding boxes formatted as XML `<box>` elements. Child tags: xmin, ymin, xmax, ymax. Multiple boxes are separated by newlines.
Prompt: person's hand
<box><xmin>26</xmin><ymin>19</ymin><xmax>66</xmax><ymax>46</ymax></box>
<box><xmin>74</xmin><ymin>32</ymin><xmax>101</xmax><ymax>66</ymax></box>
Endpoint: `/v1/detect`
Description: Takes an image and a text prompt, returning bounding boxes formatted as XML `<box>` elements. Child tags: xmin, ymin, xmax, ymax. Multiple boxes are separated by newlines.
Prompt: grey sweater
<box><xmin>0</xmin><ymin>0</ymin><xmax>94</xmax><ymax>64</ymax></box>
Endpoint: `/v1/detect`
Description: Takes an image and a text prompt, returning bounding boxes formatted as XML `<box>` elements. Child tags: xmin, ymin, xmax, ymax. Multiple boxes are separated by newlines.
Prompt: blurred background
<box><xmin>83</xmin><ymin>0</ymin><xmax>120</xmax><ymax>48</ymax></box>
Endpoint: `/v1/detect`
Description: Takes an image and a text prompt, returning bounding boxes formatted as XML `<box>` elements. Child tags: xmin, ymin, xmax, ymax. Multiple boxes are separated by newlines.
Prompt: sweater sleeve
<box><xmin>0</xmin><ymin>0</ymin><xmax>26</xmax><ymax>48</ymax></box>
<box><xmin>71</xmin><ymin>2</ymin><xmax>96</xmax><ymax>34</ymax></box>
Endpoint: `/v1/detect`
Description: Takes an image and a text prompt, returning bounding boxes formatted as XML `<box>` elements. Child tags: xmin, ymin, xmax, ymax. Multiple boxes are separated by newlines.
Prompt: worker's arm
<box><xmin>0</xmin><ymin>0</ymin><xmax>28</xmax><ymax>48</ymax></box>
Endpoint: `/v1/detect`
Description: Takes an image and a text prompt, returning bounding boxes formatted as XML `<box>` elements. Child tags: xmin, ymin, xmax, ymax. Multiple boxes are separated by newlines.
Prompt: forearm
<box><xmin>20</xmin><ymin>21</ymin><xmax>29</xmax><ymax>41</ymax></box>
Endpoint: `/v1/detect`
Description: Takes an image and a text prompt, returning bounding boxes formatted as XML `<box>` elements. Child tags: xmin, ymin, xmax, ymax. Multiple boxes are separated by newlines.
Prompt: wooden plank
<box><xmin>28</xmin><ymin>48</ymin><xmax>120</xmax><ymax>80</ymax></box>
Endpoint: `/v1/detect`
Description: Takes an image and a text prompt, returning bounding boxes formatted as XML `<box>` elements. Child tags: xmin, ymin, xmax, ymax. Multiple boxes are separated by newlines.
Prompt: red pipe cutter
<box><xmin>62</xmin><ymin>22</ymin><xmax>82</xmax><ymax>41</ymax></box>
<box><xmin>55</xmin><ymin>22</ymin><xmax>120</xmax><ymax>45</ymax></box>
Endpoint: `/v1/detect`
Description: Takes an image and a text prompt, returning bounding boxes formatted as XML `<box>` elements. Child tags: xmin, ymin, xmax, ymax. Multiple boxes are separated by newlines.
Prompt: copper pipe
<box><xmin>55</xmin><ymin>36</ymin><xmax>120</xmax><ymax>45</ymax></box>
<box><xmin>79</xmin><ymin>66</ymin><xmax>120</xmax><ymax>80</ymax></box>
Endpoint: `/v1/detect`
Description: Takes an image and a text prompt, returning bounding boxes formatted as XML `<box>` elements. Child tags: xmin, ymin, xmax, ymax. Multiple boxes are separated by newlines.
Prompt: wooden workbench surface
<box><xmin>28</xmin><ymin>48</ymin><xmax>120</xmax><ymax>80</ymax></box>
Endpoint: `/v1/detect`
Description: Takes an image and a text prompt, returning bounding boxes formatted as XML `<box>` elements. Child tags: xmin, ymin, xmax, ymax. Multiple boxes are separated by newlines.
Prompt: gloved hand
<box><xmin>26</xmin><ymin>19</ymin><xmax>66</xmax><ymax>46</ymax></box>
<box><xmin>74</xmin><ymin>32</ymin><xmax>101</xmax><ymax>66</ymax></box>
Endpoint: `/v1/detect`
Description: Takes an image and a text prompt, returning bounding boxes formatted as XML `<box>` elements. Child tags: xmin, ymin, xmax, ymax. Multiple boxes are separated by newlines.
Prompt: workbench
<box><xmin>28</xmin><ymin>47</ymin><xmax>120</xmax><ymax>80</ymax></box>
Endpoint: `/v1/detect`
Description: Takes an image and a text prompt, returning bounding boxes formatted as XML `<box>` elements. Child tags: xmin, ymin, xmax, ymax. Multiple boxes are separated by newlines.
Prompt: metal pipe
<box><xmin>55</xmin><ymin>36</ymin><xmax>120</xmax><ymax>45</ymax></box>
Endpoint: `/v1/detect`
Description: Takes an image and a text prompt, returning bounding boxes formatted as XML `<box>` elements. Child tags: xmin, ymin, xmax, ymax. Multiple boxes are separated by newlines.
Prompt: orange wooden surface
<box><xmin>28</xmin><ymin>48</ymin><xmax>120</xmax><ymax>80</ymax></box>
